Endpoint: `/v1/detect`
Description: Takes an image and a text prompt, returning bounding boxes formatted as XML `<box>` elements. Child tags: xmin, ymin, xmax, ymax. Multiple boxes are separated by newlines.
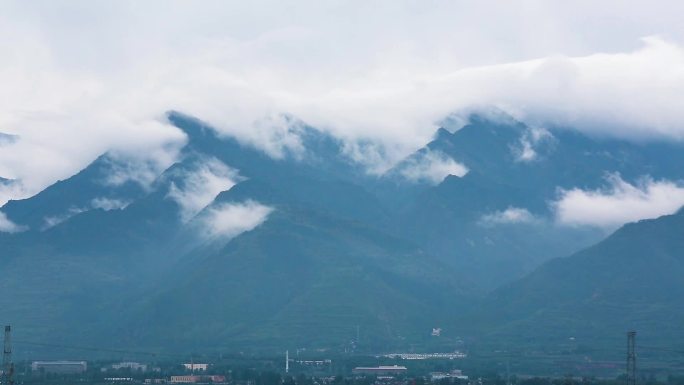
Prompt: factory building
<box><xmin>31</xmin><ymin>361</ymin><xmax>88</xmax><ymax>374</ymax></box>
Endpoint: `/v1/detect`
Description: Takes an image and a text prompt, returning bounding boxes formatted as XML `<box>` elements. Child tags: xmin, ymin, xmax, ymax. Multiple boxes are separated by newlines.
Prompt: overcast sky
<box><xmin>2</xmin><ymin>0</ymin><xmax>684</xmax><ymax>203</ymax></box>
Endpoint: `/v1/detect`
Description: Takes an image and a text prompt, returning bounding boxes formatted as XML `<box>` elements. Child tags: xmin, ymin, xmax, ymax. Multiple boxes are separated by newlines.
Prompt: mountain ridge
<box><xmin>461</xmin><ymin>208</ymin><xmax>684</xmax><ymax>347</ymax></box>
<box><xmin>2</xmin><ymin>110</ymin><xmax>684</xmax><ymax>352</ymax></box>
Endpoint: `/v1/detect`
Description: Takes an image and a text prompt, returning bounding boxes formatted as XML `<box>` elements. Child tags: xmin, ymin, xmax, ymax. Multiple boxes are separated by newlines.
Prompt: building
<box><xmin>383</xmin><ymin>352</ymin><xmax>467</xmax><ymax>360</ymax></box>
<box><xmin>295</xmin><ymin>360</ymin><xmax>332</xmax><ymax>366</ymax></box>
<box><xmin>183</xmin><ymin>363</ymin><xmax>209</xmax><ymax>371</ymax></box>
<box><xmin>111</xmin><ymin>362</ymin><xmax>148</xmax><ymax>372</ymax></box>
<box><xmin>170</xmin><ymin>375</ymin><xmax>225</xmax><ymax>384</ymax></box>
<box><xmin>430</xmin><ymin>370</ymin><xmax>468</xmax><ymax>381</ymax></box>
<box><xmin>352</xmin><ymin>365</ymin><xmax>407</xmax><ymax>376</ymax></box>
<box><xmin>171</xmin><ymin>375</ymin><xmax>200</xmax><ymax>383</ymax></box>
<box><xmin>31</xmin><ymin>361</ymin><xmax>88</xmax><ymax>374</ymax></box>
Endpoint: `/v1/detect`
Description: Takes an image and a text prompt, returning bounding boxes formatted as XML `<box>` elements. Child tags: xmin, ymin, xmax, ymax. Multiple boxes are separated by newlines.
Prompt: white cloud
<box><xmin>34</xmin><ymin>197</ymin><xmax>130</xmax><ymax>230</ymax></box>
<box><xmin>245</xmin><ymin>114</ymin><xmax>306</xmax><ymax>159</ymax></box>
<box><xmin>4</xmin><ymin>196</ymin><xmax>129</xmax><ymax>232</ymax></box>
<box><xmin>38</xmin><ymin>198</ymin><xmax>129</xmax><ymax>230</ymax></box>
<box><xmin>0</xmin><ymin>180</ymin><xmax>30</xmax><ymax>207</ymax></box>
<box><xmin>91</xmin><ymin>197</ymin><xmax>130</xmax><ymax>211</ymax></box>
<box><xmin>102</xmin><ymin>145</ymin><xmax>184</xmax><ymax>191</ymax></box>
<box><xmin>42</xmin><ymin>206</ymin><xmax>86</xmax><ymax>230</ymax></box>
<box><xmin>342</xmin><ymin>140</ymin><xmax>395</xmax><ymax>175</ymax></box>
<box><xmin>398</xmin><ymin>150</ymin><xmax>468</xmax><ymax>185</ymax></box>
<box><xmin>480</xmin><ymin>207</ymin><xmax>537</xmax><ymax>226</ymax></box>
<box><xmin>201</xmin><ymin>200</ymin><xmax>273</xmax><ymax>239</ymax></box>
<box><xmin>166</xmin><ymin>158</ymin><xmax>242</xmax><ymax>222</ymax></box>
<box><xmin>553</xmin><ymin>174</ymin><xmax>684</xmax><ymax>228</ymax></box>
<box><xmin>511</xmin><ymin>126</ymin><xmax>554</xmax><ymax>162</ymax></box>
<box><xmin>2</xmin><ymin>1</ymin><xmax>684</xmax><ymax>201</ymax></box>
<box><xmin>0</xmin><ymin>211</ymin><xmax>26</xmax><ymax>233</ymax></box>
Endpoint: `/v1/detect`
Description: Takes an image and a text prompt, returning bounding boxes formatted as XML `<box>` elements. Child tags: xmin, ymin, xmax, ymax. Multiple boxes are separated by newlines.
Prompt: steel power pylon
<box><xmin>627</xmin><ymin>331</ymin><xmax>636</xmax><ymax>385</ymax></box>
<box><xmin>2</xmin><ymin>325</ymin><xmax>14</xmax><ymax>385</ymax></box>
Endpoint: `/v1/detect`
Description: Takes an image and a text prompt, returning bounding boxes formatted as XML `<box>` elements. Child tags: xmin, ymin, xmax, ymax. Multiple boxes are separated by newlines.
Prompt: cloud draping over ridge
<box><xmin>201</xmin><ymin>201</ymin><xmax>274</xmax><ymax>240</ymax></box>
<box><xmin>2</xmin><ymin>1</ymin><xmax>684</xmax><ymax>203</ymax></box>
<box><xmin>553</xmin><ymin>174</ymin><xmax>684</xmax><ymax>229</ymax></box>
<box><xmin>399</xmin><ymin>150</ymin><xmax>468</xmax><ymax>184</ymax></box>
<box><xmin>166</xmin><ymin>158</ymin><xmax>242</xmax><ymax>222</ymax></box>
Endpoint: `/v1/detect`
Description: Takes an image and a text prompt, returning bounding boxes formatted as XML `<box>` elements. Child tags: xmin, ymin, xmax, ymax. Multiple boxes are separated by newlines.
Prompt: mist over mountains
<box><xmin>1</xmin><ymin>111</ymin><xmax>684</xmax><ymax>353</ymax></box>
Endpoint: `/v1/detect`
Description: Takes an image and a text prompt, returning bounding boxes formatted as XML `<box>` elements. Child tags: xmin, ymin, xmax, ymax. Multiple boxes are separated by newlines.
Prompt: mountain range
<box><xmin>1</xmin><ymin>111</ymin><xmax>683</xmax><ymax>354</ymax></box>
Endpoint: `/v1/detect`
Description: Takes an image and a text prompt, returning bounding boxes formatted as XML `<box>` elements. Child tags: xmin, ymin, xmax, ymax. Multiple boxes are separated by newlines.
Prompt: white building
<box><xmin>171</xmin><ymin>375</ymin><xmax>200</xmax><ymax>383</ymax></box>
<box><xmin>430</xmin><ymin>370</ymin><xmax>468</xmax><ymax>381</ymax></box>
<box><xmin>183</xmin><ymin>363</ymin><xmax>208</xmax><ymax>371</ymax></box>
<box><xmin>31</xmin><ymin>361</ymin><xmax>88</xmax><ymax>374</ymax></box>
<box><xmin>352</xmin><ymin>365</ymin><xmax>407</xmax><ymax>376</ymax></box>
<box><xmin>112</xmin><ymin>362</ymin><xmax>148</xmax><ymax>372</ymax></box>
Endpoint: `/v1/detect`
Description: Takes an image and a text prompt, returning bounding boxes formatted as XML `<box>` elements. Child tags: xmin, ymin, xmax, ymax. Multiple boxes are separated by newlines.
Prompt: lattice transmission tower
<box><xmin>2</xmin><ymin>325</ymin><xmax>13</xmax><ymax>385</ymax></box>
<box><xmin>627</xmin><ymin>331</ymin><xmax>636</xmax><ymax>385</ymax></box>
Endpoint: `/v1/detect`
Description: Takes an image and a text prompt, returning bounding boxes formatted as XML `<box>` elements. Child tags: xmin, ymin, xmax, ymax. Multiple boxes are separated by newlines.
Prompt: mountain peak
<box><xmin>166</xmin><ymin>110</ymin><xmax>218</xmax><ymax>141</ymax></box>
<box><xmin>433</xmin><ymin>127</ymin><xmax>453</xmax><ymax>142</ymax></box>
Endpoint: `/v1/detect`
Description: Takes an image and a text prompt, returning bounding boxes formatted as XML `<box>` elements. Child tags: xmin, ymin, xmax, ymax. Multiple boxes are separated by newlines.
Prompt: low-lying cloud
<box><xmin>398</xmin><ymin>150</ymin><xmax>468</xmax><ymax>185</ymax></box>
<box><xmin>511</xmin><ymin>127</ymin><xmax>555</xmax><ymax>162</ymax></box>
<box><xmin>202</xmin><ymin>200</ymin><xmax>273</xmax><ymax>239</ymax></box>
<box><xmin>166</xmin><ymin>158</ymin><xmax>242</xmax><ymax>222</ymax></box>
<box><xmin>34</xmin><ymin>197</ymin><xmax>131</xmax><ymax>231</ymax></box>
<box><xmin>42</xmin><ymin>206</ymin><xmax>86</xmax><ymax>230</ymax></box>
<box><xmin>0</xmin><ymin>180</ymin><xmax>26</xmax><ymax>207</ymax></box>
<box><xmin>0</xmin><ymin>211</ymin><xmax>26</xmax><ymax>233</ymax></box>
<box><xmin>102</xmin><ymin>147</ymin><xmax>184</xmax><ymax>191</ymax></box>
<box><xmin>553</xmin><ymin>174</ymin><xmax>684</xmax><ymax>228</ymax></box>
<box><xmin>91</xmin><ymin>197</ymin><xmax>130</xmax><ymax>211</ymax></box>
<box><xmin>480</xmin><ymin>207</ymin><xmax>538</xmax><ymax>226</ymax></box>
